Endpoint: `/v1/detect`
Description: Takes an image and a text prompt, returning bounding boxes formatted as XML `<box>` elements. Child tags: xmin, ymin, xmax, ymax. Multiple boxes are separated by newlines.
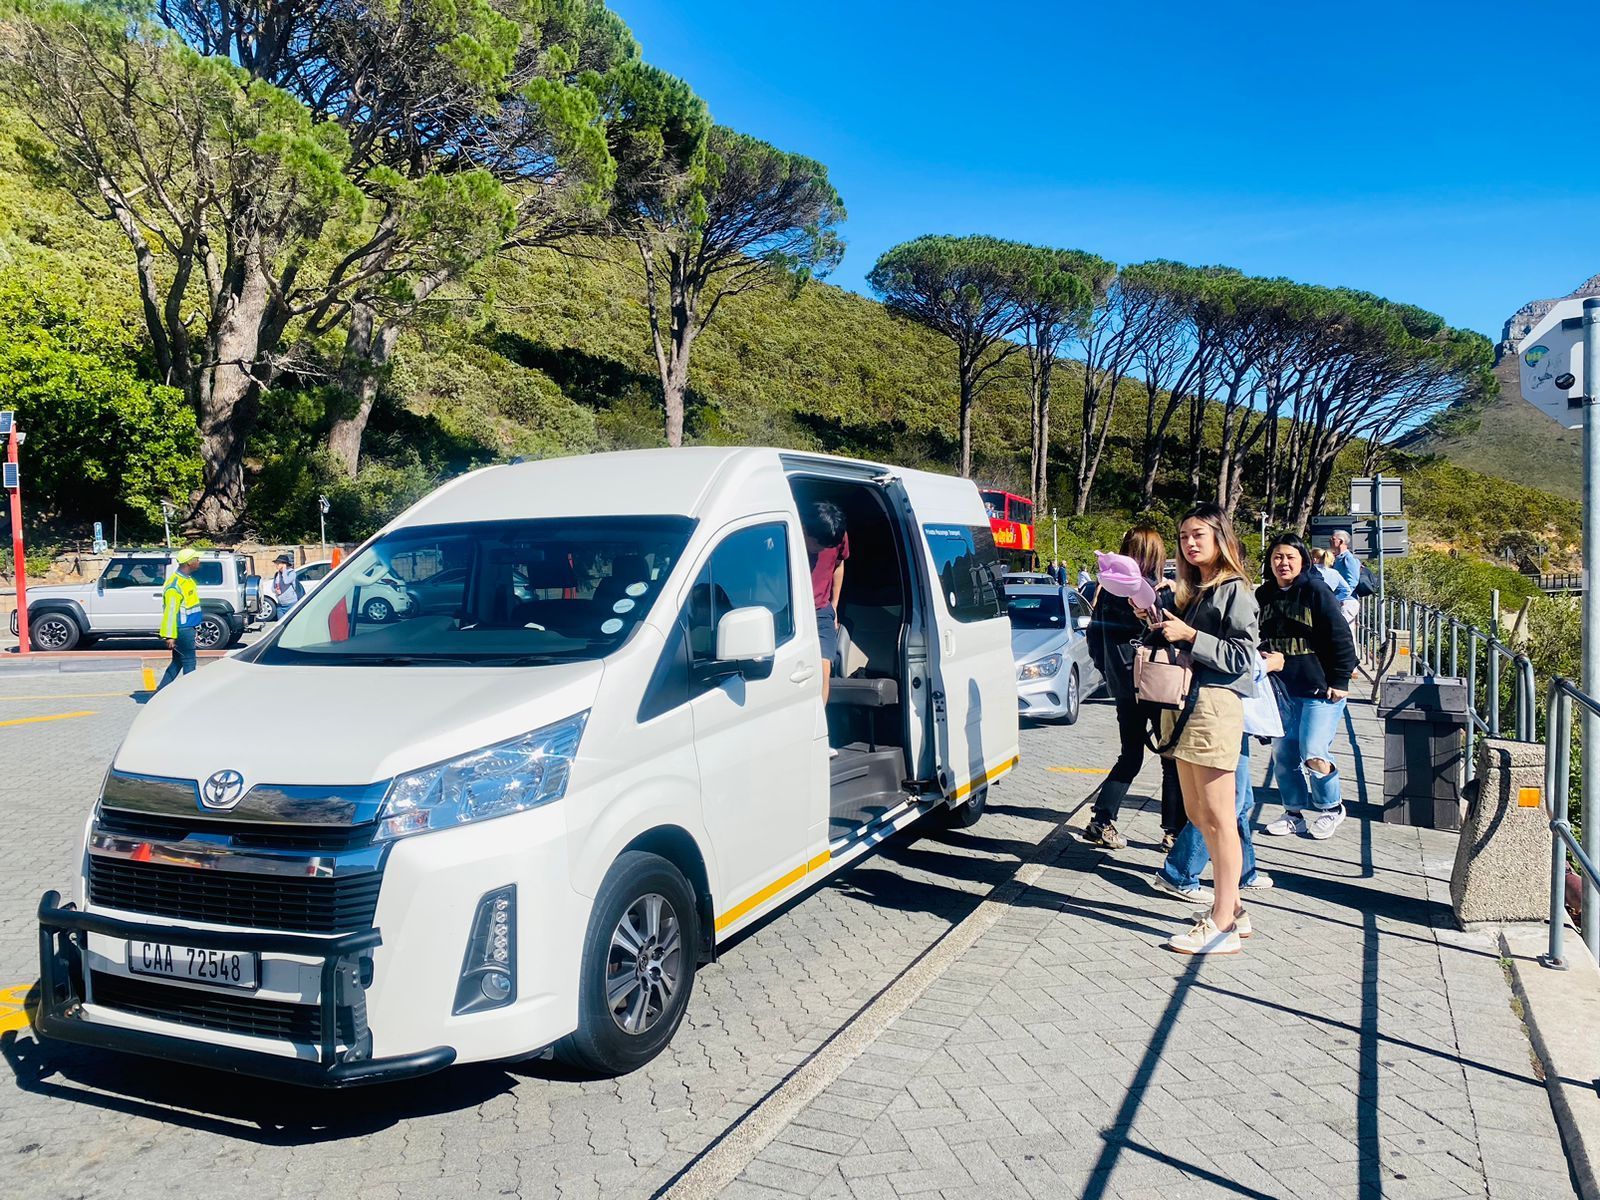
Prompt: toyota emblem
<box><xmin>201</xmin><ymin>769</ymin><xmax>247</xmax><ymax>810</ymax></box>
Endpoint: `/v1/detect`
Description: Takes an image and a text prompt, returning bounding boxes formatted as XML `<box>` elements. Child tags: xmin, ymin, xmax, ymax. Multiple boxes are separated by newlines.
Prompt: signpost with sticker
<box><xmin>1519</xmin><ymin>296</ymin><xmax>1600</xmax><ymax>948</ymax></box>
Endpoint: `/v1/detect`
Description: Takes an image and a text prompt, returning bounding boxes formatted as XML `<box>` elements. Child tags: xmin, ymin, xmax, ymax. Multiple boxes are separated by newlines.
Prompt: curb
<box><xmin>1503</xmin><ymin>925</ymin><xmax>1600</xmax><ymax>1199</ymax></box>
<box><xmin>0</xmin><ymin>651</ymin><xmax>228</xmax><ymax>676</ymax></box>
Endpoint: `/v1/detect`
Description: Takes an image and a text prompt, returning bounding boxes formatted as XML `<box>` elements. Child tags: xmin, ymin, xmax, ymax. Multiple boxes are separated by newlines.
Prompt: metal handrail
<box><xmin>1543</xmin><ymin>676</ymin><xmax>1600</xmax><ymax>968</ymax></box>
<box><xmin>1357</xmin><ymin>596</ymin><xmax>1538</xmax><ymax>785</ymax></box>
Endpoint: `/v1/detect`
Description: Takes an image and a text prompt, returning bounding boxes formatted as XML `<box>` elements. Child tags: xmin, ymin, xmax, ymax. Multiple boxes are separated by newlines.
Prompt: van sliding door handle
<box><xmin>789</xmin><ymin>665</ymin><xmax>817</xmax><ymax>684</ymax></box>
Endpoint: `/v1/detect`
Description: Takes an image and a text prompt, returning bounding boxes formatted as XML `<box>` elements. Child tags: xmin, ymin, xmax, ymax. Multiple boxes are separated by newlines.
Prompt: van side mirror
<box><xmin>715</xmin><ymin>606</ymin><xmax>776</xmax><ymax>665</ymax></box>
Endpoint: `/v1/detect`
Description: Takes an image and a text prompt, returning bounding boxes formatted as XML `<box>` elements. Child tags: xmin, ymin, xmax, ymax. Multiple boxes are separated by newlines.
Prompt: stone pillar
<box><xmin>1451</xmin><ymin>737</ymin><xmax>1551</xmax><ymax>925</ymax></box>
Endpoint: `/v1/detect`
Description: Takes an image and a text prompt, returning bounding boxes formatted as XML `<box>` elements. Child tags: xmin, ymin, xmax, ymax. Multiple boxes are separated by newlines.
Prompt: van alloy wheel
<box><xmin>554</xmin><ymin>850</ymin><xmax>699</xmax><ymax>1075</ymax></box>
<box><xmin>605</xmin><ymin>892</ymin><xmax>682</xmax><ymax>1035</ymax></box>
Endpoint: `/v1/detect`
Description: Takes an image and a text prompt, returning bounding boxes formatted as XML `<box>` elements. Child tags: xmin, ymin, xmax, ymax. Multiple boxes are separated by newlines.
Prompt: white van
<box><xmin>36</xmin><ymin>449</ymin><xmax>1021</xmax><ymax>1083</ymax></box>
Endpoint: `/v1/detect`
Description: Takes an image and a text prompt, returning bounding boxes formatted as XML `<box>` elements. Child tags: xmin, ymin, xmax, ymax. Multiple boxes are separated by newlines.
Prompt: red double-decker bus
<box><xmin>978</xmin><ymin>489</ymin><xmax>1036</xmax><ymax>564</ymax></box>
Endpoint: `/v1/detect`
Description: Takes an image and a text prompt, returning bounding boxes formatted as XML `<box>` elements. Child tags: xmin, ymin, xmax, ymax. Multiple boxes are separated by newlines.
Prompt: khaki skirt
<box><xmin>1160</xmin><ymin>685</ymin><xmax>1244</xmax><ymax>771</ymax></box>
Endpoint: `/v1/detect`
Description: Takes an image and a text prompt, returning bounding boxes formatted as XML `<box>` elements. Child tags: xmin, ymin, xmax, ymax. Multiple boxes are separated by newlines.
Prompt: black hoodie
<box><xmin>1256</xmin><ymin>565</ymin><xmax>1357</xmax><ymax>697</ymax></box>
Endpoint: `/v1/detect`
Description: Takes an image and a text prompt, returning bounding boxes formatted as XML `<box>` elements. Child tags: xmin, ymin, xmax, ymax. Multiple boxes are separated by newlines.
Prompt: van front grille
<box><xmin>90</xmin><ymin>972</ymin><xmax>354</xmax><ymax>1044</ymax></box>
<box><xmin>87</xmin><ymin>856</ymin><xmax>380</xmax><ymax>934</ymax></box>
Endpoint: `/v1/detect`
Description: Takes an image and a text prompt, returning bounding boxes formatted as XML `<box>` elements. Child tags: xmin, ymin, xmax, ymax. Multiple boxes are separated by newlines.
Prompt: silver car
<box><xmin>1006</xmin><ymin>583</ymin><xmax>1103</xmax><ymax>724</ymax></box>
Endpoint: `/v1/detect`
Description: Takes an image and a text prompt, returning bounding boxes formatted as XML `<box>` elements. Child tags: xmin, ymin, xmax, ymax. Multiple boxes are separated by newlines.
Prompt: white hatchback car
<box><xmin>296</xmin><ymin>559</ymin><xmax>413</xmax><ymax>623</ymax></box>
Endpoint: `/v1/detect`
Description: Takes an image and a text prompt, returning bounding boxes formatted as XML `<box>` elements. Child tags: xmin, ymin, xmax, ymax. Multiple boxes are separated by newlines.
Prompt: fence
<box><xmin>1542</xmin><ymin>677</ymin><xmax>1600</xmax><ymax>964</ymax></box>
<box><xmin>1357</xmin><ymin>594</ymin><xmax>1537</xmax><ymax>784</ymax></box>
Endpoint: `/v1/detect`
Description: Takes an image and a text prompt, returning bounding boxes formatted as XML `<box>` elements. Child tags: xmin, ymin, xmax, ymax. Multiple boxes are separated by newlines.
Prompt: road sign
<box><xmin>1519</xmin><ymin>299</ymin><xmax>1588</xmax><ymax>427</ymax></box>
<box><xmin>1351</xmin><ymin>520</ymin><xmax>1408</xmax><ymax>559</ymax></box>
<box><xmin>2</xmin><ymin>463</ymin><xmax>15</xmax><ymax>490</ymax></box>
<box><xmin>1351</xmin><ymin>476</ymin><xmax>1403</xmax><ymax>517</ymax></box>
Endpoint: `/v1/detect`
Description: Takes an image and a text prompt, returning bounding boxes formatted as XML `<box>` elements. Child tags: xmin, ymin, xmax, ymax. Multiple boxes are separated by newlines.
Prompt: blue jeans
<box><xmin>1273</xmin><ymin>692</ymin><xmax>1345</xmax><ymax>814</ymax></box>
<box><xmin>158</xmin><ymin>627</ymin><xmax>197</xmax><ymax>691</ymax></box>
<box><xmin>1160</xmin><ymin>736</ymin><xmax>1261</xmax><ymax>890</ymax></box>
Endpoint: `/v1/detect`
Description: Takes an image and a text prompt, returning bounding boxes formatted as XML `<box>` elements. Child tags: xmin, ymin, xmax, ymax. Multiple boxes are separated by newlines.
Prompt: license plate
<box><xmin>126</xmin><ymin>941</ymin><xmax>259</xmax><ymax>991</ymax></box>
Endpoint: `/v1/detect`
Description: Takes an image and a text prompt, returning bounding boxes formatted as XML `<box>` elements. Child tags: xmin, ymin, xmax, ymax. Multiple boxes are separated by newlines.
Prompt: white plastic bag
<box><xmin>1241</xmin><ymin>656</ymin><xmax>1284</xmax><ymax>739</ymax></box>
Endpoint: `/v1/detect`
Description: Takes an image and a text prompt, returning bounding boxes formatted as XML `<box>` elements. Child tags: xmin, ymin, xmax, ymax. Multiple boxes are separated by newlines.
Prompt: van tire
<box><xmin>941</xmin><ymin>786</ymin><xmax>987</xmax><ymax>829</ymax></box>
<box><xmin>554</xmin><ymin>851</ymin><xmax>699</xmax><ymax>1076</ymax></box>
<box><xmin>195</xmin><ymin>613</ymin><xmax>229</xmax><ymax>651</ymax></box>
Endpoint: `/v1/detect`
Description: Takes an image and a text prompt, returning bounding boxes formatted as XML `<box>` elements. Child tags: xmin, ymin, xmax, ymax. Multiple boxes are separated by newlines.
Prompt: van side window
<box><xmin>193</xmin><ymin>562</ymin><xmax>224</xmax><ymax>587</ymax></box>
<box><xmin>638</xmin><ymin>522</ymin><xmax>794</xmax><ymax>723</ymax></box>
<box><xmin>922</xmin><ymin>524</ymin><xmax>1005</xmax><ymax>623</ymax></box>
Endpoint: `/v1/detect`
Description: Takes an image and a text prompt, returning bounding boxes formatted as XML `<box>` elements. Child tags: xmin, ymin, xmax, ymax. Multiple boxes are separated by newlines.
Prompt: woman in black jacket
<box><xmin>1257</xmin><ymin>533</ymin><xmax>1358</xmax><ymax>842</ymax></box>
<box><xmin>1085</xmin><ymin>524</ymin><xmax>1182</xmax><ymax>851</ymax></box>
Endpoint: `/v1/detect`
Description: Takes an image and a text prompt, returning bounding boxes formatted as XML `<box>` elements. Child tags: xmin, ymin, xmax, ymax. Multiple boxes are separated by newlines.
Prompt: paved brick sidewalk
<box><xmin>727</xmin><ymin>702</ymin><xmax>1578</xmax><ymax>1200</ymax></box>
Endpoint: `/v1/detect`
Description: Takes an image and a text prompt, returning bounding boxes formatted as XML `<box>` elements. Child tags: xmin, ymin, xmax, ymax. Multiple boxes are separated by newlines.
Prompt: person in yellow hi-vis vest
<box><xmin>157</xmin><ymin>548</ymin><xmax>204</xmax><ymax>691</ymax></box>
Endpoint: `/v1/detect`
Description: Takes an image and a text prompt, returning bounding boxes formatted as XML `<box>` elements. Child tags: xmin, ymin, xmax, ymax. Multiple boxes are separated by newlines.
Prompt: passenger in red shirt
<box><xmin>803</xmin><ymin>501</ymin><xmax>849</xmax><ymax>708</ymax></box>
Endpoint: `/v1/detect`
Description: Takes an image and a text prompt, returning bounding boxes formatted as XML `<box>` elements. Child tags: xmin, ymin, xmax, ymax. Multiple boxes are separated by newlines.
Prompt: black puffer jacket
<box><xmin>1088</xmin><ymin>581</ymin><xmax>1173</xmax><ymax>704</ymax></box>
<box><xmin>1256</xmin><ymin>565</ymin><xmax>1358</xmax><ymax>697</ymax></box>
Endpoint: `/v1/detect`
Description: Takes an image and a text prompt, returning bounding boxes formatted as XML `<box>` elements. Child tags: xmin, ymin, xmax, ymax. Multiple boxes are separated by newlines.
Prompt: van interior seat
<box><xmin>828</xmin><ymin>677</ymin><xmax>898</xmax><ymax>708</ymax></box>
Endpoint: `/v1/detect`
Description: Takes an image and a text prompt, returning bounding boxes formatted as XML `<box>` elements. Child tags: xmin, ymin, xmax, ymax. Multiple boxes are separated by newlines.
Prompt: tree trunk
<box><xmin>327</xmin><ymin>303</ymin><xmax>402</xmax><ymax>479</ymax></box>
<box><xmin>1075</xmin><ymin>378</ymin><xmax>1119</xmax><ymax>516</ymax></box>
<box><xmin>1032</xmin><ymin>359</ymin><xmax>1053</xmax><ymax>510</ymax></box>
<box><xmin>189</xmin><ymin>273</ymin><xmax>270</xmax><ymax>535</ymax></box>
<box><xmin>957</xmin><ymin>354</ymin><xmax>977</xmax><ymax>478</ymax></box>
<box><xmin>1263</xmin><ymin>408</ymin><xmax>1280</xmax><ymax>523</ymax></box>
<box><xmin>1186</xmin><ymin>393</ymin><xmax>1204</xmax><ymax>502</ymax></box>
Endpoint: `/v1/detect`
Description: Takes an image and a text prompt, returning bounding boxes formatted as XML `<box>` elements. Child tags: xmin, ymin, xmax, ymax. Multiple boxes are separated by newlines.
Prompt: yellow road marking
<box><xmin>0</xmin><ymin>691</ymin><xmax>131</xmax><ymax>701</ymax></box>
<box><xmin>0</xmin><ymin>710</ymin><xmax>96</xmax><ymax>728</ymax></box>
<box><xmin>1048</xmin><ymin>766</ymin><xmax>1110</xmax><ymax>775</ymax></box>
<box><xmin>0</xmin><ymin>983</ymin><xmax>34</xmax><ymax>1034</ymax></box>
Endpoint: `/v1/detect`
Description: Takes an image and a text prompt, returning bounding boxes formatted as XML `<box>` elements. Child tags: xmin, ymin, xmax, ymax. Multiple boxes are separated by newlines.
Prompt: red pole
<box><xmin>7</xmin><ymin>424</ymin><xmax>26</xmax><ymax>655</ymax></box>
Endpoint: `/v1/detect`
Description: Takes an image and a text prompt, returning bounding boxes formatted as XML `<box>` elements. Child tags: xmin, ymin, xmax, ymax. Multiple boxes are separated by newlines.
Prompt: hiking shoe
<box><xmin>1151</xmin><ymin>875</ymin><xmax>1212</xmax><ymax>904</ymax></box>
<box><xmin>1264</xmin><ymin>811</ymin><xmax>1306</xmax><ymax>837</ymax></box>
<box><xmin>1308</xmin><ymin>806</ymin><xmax>1346</xmax><ymax>840</ymax></box>
<box><xmin>1242</xmin><ymin>872</ymin><xmax>1275</xmax><ymax>890</ymax></box>
<box><xmin>1165</xmin><ymin>914</ymin><xmax>1241</xmax><ymax>955</ymax></box>
<box><xmin>1084</xmin><ymin>819</ymin><xmax>1127</xmax><ymax>850</ymax></box>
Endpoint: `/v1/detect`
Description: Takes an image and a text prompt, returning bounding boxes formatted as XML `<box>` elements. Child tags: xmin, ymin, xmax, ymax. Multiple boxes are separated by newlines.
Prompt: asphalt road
<box><xmin>0</xmin><ymin>665</ymin><xmax>1112</xmax><ymax>1200</ymax></box>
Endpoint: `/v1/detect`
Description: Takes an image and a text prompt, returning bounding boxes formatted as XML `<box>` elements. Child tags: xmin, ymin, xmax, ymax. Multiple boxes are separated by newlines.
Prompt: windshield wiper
<box><xmin>354</xmin><ymin>655</ymin><xmax>479</xmax><ymax>667</ymax></box>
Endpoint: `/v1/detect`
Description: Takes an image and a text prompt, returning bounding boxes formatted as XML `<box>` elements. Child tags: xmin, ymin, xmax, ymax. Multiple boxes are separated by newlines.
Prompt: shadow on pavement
<box><xmin>1</xmin><ymin>1029</ymin><xmax>517</xmax><ymax>1144</ymax></box>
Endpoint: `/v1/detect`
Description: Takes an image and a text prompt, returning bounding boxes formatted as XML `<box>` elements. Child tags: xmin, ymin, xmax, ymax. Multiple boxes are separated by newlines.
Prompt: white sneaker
<box><xmin>1308</xmin><ymin>807</ymin><xmax>1346</xmax><ymax>840</ymax></box>
<box><xmin>1198</xmin><ymin>908</ymin><xmax>1253</xmax><ymax>938</ymax></box>
<box><xmin>829</xmin><ymin>747</ymin><xmax>840</xmax><ymax>759</ymax></box>
<box><xmin>1242</xmin><ymin>872</ymin><xmax>1275</xmax><ymax>890</ymax></box>
<box><xmin>1264</xmin><ymin>812</ymin><xmax>1306</xmax><ymax>836</ymax></box>
<box><xmin>1151</xmin><ymin>875</ymin><xmax>1212</xmax><ymax>904</ymax></box>
<box><xmin>1165</xmin><ymin>914</ymin><xmax>1242</xmax><ymax>955</ymax></box>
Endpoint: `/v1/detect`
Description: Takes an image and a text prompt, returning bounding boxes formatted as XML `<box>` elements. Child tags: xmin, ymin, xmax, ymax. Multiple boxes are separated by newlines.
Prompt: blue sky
<box><xmin>608</xmin><ymin>1</ymin><xmax>1599</xmax><ymax>342</ymax></box>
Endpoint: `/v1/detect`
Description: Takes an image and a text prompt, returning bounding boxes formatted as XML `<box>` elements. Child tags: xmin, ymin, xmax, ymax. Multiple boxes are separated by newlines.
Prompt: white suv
<box><xmin>12</xmin><ymin>551</ymin><xmax>252</xmax><ymax>651</ymax></box>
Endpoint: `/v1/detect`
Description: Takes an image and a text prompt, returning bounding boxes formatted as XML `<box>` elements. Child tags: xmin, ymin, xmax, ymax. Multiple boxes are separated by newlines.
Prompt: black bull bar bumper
<box><xmin>35</xmin><ymin>890</ymin><xmax>455</xmax><ymax>1087</ymax></box>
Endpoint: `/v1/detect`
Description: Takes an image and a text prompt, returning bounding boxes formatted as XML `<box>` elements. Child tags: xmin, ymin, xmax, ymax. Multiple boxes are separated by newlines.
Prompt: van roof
<box><xmin>400</xmin><ymin>447</ymin><xmax>919</xmax><ymax>527</ymax></box>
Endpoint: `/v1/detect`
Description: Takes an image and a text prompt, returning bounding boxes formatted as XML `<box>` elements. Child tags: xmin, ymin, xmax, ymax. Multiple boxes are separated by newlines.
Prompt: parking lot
<box><xmin>0</xmin><ymin>667</ymin><xmax>1577</xmax><ymax>1199</ymax></box>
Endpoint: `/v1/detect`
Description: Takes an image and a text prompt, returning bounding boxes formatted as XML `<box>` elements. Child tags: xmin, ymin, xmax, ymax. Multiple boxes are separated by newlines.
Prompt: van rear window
<box><xmin>922</xmin><ymin>525</ymin><xmax>1005</xmax><ymax>623</ymax></box>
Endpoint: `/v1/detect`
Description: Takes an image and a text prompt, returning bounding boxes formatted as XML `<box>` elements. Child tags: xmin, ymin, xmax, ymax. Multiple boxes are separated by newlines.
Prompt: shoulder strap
<box><xmin>1144</xmin><ymin>683</ymin><xmax>1199</xmax><ymax>755</ymax></box>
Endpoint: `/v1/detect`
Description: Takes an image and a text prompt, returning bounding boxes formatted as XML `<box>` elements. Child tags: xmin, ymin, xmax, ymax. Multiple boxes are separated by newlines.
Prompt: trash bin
<box><xmin>1378</xmin><ymin>674</ymin><xmax>1471</xmax><ymax>831</ymax></box>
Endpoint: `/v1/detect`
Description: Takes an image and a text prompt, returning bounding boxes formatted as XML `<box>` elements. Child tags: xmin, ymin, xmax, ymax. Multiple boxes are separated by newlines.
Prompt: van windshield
<box><xmin>258</xmin><ymin>516</ymin><xmax>695</xmax><ymax>666</ymax></box>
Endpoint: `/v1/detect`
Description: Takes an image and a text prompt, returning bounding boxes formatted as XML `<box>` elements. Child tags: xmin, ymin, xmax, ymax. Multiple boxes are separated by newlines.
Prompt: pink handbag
<box><xmin>1133</xmin><ymin>642</ymin><xmax>1193</xmax><ymax>710</ymax></box>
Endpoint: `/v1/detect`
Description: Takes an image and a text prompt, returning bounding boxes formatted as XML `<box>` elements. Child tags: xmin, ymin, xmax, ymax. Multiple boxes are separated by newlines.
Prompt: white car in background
<box><xmin>296</xmin><ymin>559</ymin><xmax>413</xmax><ymax>623</ymax></box>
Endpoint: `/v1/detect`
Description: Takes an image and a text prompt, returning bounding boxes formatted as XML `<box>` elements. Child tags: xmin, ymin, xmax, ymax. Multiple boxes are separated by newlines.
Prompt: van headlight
<box><xmin>375</xmin><ymin>712</ymin><xmax>588</xmax><ymax>841</ymax></box>
<box><xmin>1018</xmin><ymin>654</ymin><xmax>1062</xmax><ymax>681</ymax></box>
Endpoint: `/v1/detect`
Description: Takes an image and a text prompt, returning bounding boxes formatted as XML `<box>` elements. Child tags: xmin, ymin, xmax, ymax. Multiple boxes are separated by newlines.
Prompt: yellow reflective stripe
<box><xmin>952</xmin><ymin>754</ymin><xmax>1020</xmax><ymax>801</ymax></box>
<box><xmin>715</xmin><ymin>849</ymin><xmax>834</xmax><ymax>933</ymax></box>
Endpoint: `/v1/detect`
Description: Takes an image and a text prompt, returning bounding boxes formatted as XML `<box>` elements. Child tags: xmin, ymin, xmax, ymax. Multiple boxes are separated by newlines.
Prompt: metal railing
<box><xmin>1356</xmin><ymin>595</ymin><xmax>1537</xmax><ymax>782</ymax></box>
<box><xmin>1543</xmin><ymin>677</ymin><xmax>1599</xmax><ymax>967</ymax></box>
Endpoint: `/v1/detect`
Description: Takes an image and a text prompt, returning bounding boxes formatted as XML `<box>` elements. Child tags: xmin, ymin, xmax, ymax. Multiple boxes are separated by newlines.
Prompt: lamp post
<box><xmin>4</xmin><ymin>412</ymin><xmax>29</xmax><ymax>654</ymax></box>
